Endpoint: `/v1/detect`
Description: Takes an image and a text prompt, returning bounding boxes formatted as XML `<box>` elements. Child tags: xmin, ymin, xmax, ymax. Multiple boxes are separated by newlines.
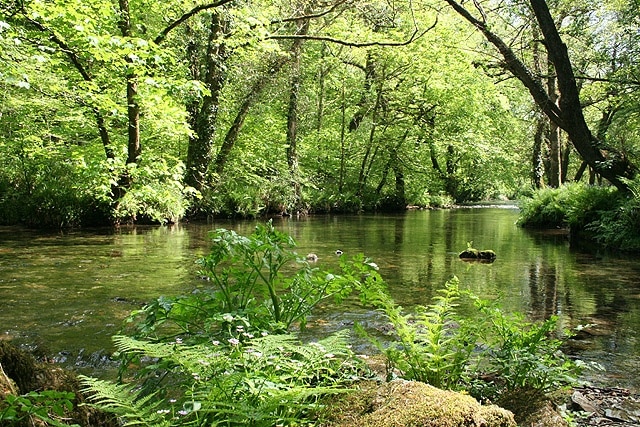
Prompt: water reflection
<box><xmin>0</xmin><ymin>209</ymin><xmax>639</xmax><ymax>390</ymax></box>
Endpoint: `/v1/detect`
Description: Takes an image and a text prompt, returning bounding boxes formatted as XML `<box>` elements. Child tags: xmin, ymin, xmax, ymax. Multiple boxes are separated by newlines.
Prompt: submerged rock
<box><xmin>571</xmin><ymin>386</ymin><xmax>640</xmax><ymax>426</ymax></box>
<box><xmin>459</xmin><ymin>248</ymin><xmax>497</xmax><ymax>262</ymax></box>
<box><xmin>326</xmin><ymin>379</ymin><xmax>515</xmax><ymax>427</ymax></box>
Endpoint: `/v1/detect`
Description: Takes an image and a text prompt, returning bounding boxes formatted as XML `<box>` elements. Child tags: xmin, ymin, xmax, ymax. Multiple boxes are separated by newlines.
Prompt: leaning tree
<box><xmin>444</xmin><ymin>0</ymin><xmax>637</xmax><ymax>190</ymax></box>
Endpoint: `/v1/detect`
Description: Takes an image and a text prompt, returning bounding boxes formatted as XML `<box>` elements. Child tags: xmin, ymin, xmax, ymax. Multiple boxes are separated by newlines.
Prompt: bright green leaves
<box><xmin>357</xmin><ymin>275</ymin><xmax>581</xmax><ymax>398</ymax></box>
<box><xmin>82</xmin><ymin>331</ymin><xmax>360</xmax><ymax>426</ymax></box>
<box><xmin>0</xmin><ymin>390</ymin><xmax>79</xmax><ymax>427</ymax></box>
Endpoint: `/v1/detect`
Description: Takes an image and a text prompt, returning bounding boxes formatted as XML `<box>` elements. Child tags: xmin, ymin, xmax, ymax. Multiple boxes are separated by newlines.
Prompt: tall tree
<box><xmin>285</xmin><ymin>11</ymin><xmax>311</xmax><ymax>212</ymax></box>
<box><xmin>445</xmin><ymin>0</ymin><xmax>637</xmax><ymax>190</ymax></box>
<box><xmin>116</xmin><ymin>0</ymin><xmax>141</xmax><ymax>193</ymax></box>
<box><xmin>184</xmin><ymin>10</ymin><xmax>229</xmax><ymax>192</ymax></box>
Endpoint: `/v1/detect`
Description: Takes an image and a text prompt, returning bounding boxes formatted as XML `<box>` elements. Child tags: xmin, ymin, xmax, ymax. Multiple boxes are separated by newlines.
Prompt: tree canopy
<box><xmin>1</xmin><ymin>0</ymin><xmax>638</xmax><ymax>226</ymax></box>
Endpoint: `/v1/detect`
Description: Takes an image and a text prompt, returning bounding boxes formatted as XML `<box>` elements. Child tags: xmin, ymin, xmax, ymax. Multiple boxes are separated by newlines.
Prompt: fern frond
<box><xmin>79</xmin><ymin>376</ymin><xmax>171</xmax><ymax>427</ymax></box>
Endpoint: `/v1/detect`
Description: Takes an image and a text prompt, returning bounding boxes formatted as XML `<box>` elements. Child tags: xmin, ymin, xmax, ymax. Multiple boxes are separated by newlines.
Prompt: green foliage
<box><xmin>82</xmin><ymin>331</ymin><xmax>362</xmax><ymax>426</ymax></box>
<box><xmin>113</xmin><ymin>156</ymin><xmax>195</xmax><ymax>224</ymax></box>
<box><xmin>81</xmin><ymin>224</ymin><xmax>378</xmax><ymax>426</ymax></box>
<box><xmin>128</xmin><ymin>221</ymin><xmax>355</xmax><ymax>341</ymax></box>
<box><xmin>517</xmin><ymin>183</ymin><xmax>620</xmax><ymax>229</ymax></box>
<box><xmin>586</xmin><ymin>178</ymin><xmax>640</xmax><ymax>250</ymax></box>
<box><xmin>517</xmin><ymin>183</ymin><xmax>640</xmax><ymax>250</ymax></box>
<box><xmin>0</xmin><ymin>390</ymin><xmax>79</xmax><ymax>427</ymax></box>
<box><xmin>356</xmin><ymin>275</ymin><xmax>581</xmax><ymax>399</ymax></box>
<box><xmin>411</xmin><ymin>191</ymin><xmax>455</xmax><ymax>209</ymax></box>
<box><xmin>470</xmin><ymin>300</ymin><xmax>578</xmax><ymax>401</ymax></box>
<box><xmin>362</xmin><ymin>278</ymin><xmax>477</xmax><ymax>390</ymax></box>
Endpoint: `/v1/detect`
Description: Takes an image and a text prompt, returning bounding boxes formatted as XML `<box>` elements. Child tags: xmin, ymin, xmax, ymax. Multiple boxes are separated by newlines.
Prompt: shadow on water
<box><xmin>0</xmin><ymin>209</ymin><xmax>639</xmax><ymax>389</ymax></box>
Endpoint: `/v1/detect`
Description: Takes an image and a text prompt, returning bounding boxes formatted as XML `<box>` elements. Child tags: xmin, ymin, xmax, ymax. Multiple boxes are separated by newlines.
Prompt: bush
<box><xmin>79</xmin><ymin>225</ymin><xmax>582</xmax><ymax>426</ymax></box>
<box><xmin>517</xmin><ymin>183</ymin><xmax>620</xmax><ymax>229</ymax></box>
<box><xmin>126</xmin><ymin>221</ymin><xmax>359</xmax><ymax>342</ymax></box>
<box><xmin>112</xmin><ymin>156</ymin><xmax>194</xmax><ymax>224</ymax></box>
<box><xmin>517</xmin><ymin>183</ymin><xmax>640</xmax><ymax>251</ymax></box>
<box><xmin>586</xmin><ymin>178</ymin><xmax>640</xmax><ymax>251</ymax></box>
<box><xmin>81</xmin><ymin>332</ymin><xmax>362</xmax><ymax>426</ymax></box>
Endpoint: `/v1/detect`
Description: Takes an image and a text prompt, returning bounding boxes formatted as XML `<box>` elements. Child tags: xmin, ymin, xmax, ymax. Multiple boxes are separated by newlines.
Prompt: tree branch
<box><xmin>154</xmin><ymin>0</ymin><xmax>235</xmax><ymax>44</ymax></box>
<box><xmin>575</xmin><ymin>74</ymin><xmax>640</xmax><ymax>87</ymax></box>
<box><xmin>266</xmin><ymin>17</ymin><xmax>436</xmax><ymax>48</ymax></box>
<box><xmin>22</xmin><ymin>16</ymin><xmax>92</xmax><ymax>82</ymax></box>
<box><xmin>444</xmin><ymin>0</ymin><xmax>564</xmax><ymax>127</ymax></box>
<box><xmin>271</xmin><ymin>0</ymin><xmax>350</xmax><ymax>24</ymax></box>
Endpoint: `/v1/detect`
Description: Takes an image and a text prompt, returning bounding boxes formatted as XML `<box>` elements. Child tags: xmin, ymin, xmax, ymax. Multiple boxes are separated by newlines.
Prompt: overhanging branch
<box><xmin>266</xmin><ymin>17</ymin><xmax>436</xmax><ymax>48</ymax></box>
<box><xmin>154</xmin><ymin>0</ymin><xmax>235</xmax><ymax>44</ymax></box>
<box><xmin>444</xmin><ymin>0</ymin><xmax>564</xmax><ymax>128</ymax></box>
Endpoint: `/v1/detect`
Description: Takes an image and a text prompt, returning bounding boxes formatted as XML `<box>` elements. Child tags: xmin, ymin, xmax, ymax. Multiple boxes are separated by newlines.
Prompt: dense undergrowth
<box><xmin>1</xmin><ymin>222</ymin><xmax>585</xmax><ymax>426</ymax></box>
<box><xmin>517</xmin><ymin>181</ymin><xmax>640</xmax><ymax>251</ymax></box>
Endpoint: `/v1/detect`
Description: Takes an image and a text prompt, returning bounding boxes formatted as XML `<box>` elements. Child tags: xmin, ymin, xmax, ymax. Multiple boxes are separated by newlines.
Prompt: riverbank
<box><xmin>517</xmin><ymin>183</ymin><xmax>640</xmax><ymax>252</ymax></box>
<box><xmin>3</xmin><ymin>339</ymin><xmax>639</xmax><ymax>427</ymax></box>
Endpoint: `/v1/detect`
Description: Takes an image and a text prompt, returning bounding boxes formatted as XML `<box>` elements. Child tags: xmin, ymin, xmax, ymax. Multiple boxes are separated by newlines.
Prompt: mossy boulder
<box><xmin>326</xmin><ymin>379</ymin><xmax>516</xmax><ymax>427</ymax></box>
<box><xmin>459</xmin><ymin>248</ymin><xmax>497</xmax><ymax>262</ymax></box>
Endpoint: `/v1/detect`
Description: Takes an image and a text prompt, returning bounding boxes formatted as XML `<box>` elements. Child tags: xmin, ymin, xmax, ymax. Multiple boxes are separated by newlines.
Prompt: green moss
<box><xmin>325</xmin><ymin>380</ymin><xmax>516</xmax><ymax>427</ymax></box>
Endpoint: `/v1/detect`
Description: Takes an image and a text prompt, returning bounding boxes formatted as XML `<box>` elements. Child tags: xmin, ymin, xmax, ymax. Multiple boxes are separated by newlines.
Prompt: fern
<box><xmin>82</xmin><ymin>331</ymin><xmax>360</xmax><ymax>426</ymax></box>
<box><xmin>79</xmin><ymin>376</ymin><xmax>171</xmax><ymax>427</ymax></box>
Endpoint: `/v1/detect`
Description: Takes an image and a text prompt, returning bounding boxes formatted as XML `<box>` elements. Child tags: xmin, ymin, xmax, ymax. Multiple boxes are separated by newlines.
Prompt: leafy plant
<box><xmin>356</xmin><ymin>274</ymin><xmax>581</xmax><ymax>399</ymax></box>
<box><xmin>586</xmin><ymin>177</ymin><xmax>640</xmax><ymax>251</ymax></box>
<box><xmin>358</xmin><ymin>277</ymin><xmax>477</xmax><ymax>390</ymax></box>
<box><xmin>127</xmin><ymin>221</ymin><xmax>355</xmax><ymax>342</ymax></box>
<box><xmin>112</xmin><ymin>156</ymin><xmax>195</xmax><ymax>224</ymax></box>
<box><xmin>470</xmin><ymin>298</ymin><xmax>579</xmax><ymax>402</ymax></box>
<box><xmin>82</xmin><ymin>331</ymin><xmax>362</xmax><ymax>426</ymax></box>
<box><xmin>517</xmin><ymin>183</ymin><xmax>620</xmax><ymax>229</ymax></box>
<box><xmin>0</xmin><ymin>390</ymin><xmax>79</xmax><ymax>427</ymax></box>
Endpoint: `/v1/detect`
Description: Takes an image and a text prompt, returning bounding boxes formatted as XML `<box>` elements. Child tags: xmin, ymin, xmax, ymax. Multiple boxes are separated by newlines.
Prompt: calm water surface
<box><xmin>1</xmin><ymin>208</ymin><xmax>639</xmax><ymax>390</ymax></box>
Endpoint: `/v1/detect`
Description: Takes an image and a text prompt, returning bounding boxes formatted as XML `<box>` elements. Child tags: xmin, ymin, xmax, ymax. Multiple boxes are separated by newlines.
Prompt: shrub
<box><xmin>112</xmin><ymin>157</ymin><xmax>194</xmax><ymax>224</ymax></box>
<box><xmin>81</xmin><ymin>223</ymin><xmax>377</xmax><ymax>426</ymax></box>
<box><xmin>469</xmin><ymin>299</ymin><xmax>579</xmax><ymax>403</ymax></box>
<box><xmin>358</xmin><ymin>278</ymin><xmax>477</xmax><ymax>390</ymax></box>
<box><xmin>81</xmin><ymin>225</ymin><xmax>582</xmax><ymax>426</ymax></box>
<box><xmin>517</xmin><ymin>183</ymin><xmax>640</xmax><ymax>251</ymax></box>
<box><xmin>517</xmin><ymin>183</ymin><xmax>620</xmax><ymax>230</ymax></box>
<box><xmin>0</xmin><ymin>390</ymin><xmax>79</xmax><ymax>427</ymax></box>
<box><xmin>586</xmin><ymin>178</ymin><xmax>640</xmax><ymax>251</ymax></box>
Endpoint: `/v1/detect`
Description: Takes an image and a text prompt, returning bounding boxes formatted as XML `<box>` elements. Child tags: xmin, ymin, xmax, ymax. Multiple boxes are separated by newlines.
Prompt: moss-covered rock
<box><xmin>326</xmin><ymin>379</ymin><xmax>516</xmax><ymax>427</ymax></box>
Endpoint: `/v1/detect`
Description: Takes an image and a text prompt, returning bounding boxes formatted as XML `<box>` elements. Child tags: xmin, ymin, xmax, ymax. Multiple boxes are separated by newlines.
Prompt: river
<box><xmin>1</xmin><ymin>207</ymin><xmax>639</xmax><ymax>390</ymax></box>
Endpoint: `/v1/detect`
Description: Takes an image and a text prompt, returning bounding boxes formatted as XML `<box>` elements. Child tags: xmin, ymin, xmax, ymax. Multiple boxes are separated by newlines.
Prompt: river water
<box><xmin>1</xmin><ymin>207</ymin><xmax>639</xmax><ymax>390</ymax></box>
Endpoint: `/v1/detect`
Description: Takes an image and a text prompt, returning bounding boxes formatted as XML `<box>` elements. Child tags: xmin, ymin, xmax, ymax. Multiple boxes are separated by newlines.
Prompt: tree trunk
<box><xmin>533</xmin><ymin>115</ymin><xmax>546</xmax><ymax>188</ymax></box>
<box><xmin>184</xmin><ymin>12</ymin><xmax>228</xmax><ymax>191</ymax></box>
<box><xmin>349</xmin><ymin>52</ymin><xmax>376</xmax><ymax>132</ymax></box>
<box><xmin>445</xmin><ymin>0</ymin><xmax>636</xmax><ymax>190</ymax></box>
<box><xmin>339</xmin><ymin>77</ymin><xmax>347</xmax><ymax>192</ymax></box>
<box><xmin>546</xmin><ymin>59</ymin><xmax>561</xmax><ymax>187</ymax></box>
<box><xmin>529</xmin><ymin>0</ymin><xmax>635</xmax><ymax>189</ymax></box>
<box><xmin>316</xmin><ymin>43</ymin><xmax>329</xmax><ymax>133</ymax></box>
<box><xmin>118</xmin><ymin>0</ymin><xmax>141</xmax><ymax>191</ymax></box>
<box><xmin>357</xmin><ymin>82</ymin><xmax>383</xmax><ymax>195</ymax></box>
<box><xmin>285</xmin><ymin>17</ymin><xmax>310</xmax><ymax>211</ymax></box>
<box><xmin>213</xmin><ymin>55</ymin><xmax>289</xmax><ymax>176</ymax></box>
<box><xmin>376</xmin><ymin>131</ymin><xmax>408</xmax><ymax>210</ymax></box>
